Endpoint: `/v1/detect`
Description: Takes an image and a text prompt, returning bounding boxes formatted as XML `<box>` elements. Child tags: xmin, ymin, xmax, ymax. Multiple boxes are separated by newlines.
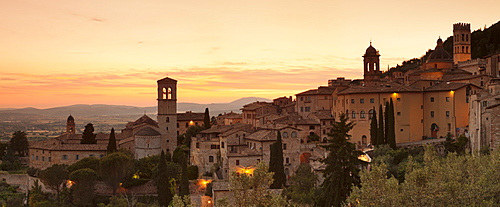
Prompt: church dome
<box><xmin>427</xmin><ymin>38</ymin><xmax>453</xmax><ymax>63</ymax></box>
<box><xmin>67</xmin><ymin>115</ymin><xmax>74</xmax><ymax>122</ymax></box>
<box><xmin>364</xmin><ymin>43</ymin><xmax>380</xmax><ymax>56</ymax></box>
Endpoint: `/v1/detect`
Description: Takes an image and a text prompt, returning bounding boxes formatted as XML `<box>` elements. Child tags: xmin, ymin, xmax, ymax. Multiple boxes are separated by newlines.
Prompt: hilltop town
<box><xmin>2</xmin><ymin>22</ymin><xmax>500</xmax><ymax>206</ymax></box>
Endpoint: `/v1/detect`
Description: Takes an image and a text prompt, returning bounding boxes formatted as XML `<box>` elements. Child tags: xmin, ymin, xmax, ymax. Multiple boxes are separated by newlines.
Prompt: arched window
<box><xmin>360</xmin><ymin>111</ymin><xmax>366</xmax><ymax>118</ymax></box>
<box><xmin>368</xmin><ymin>109</ymin><xmax>375</xmax><ymax>119</ymax></box>
<box><xmin>466</xmin><ymin>34</ymin><xmax>468</xmax><ymax>41</ymax></box>
<box><xmin>291</xmin><ymin>131</ymin><xmax>297</xmax><ymax>138</ymax></box>
<box><xmin>162</xmin><ymin>88</ymin><xmax>167</xmax><ymax>99</ymax></box>
<box><xmin>362</xmin><ymin>135</ymin><xmax>367</xmax><ymax>145</ymax></box>
<box><xmin>466</xmin><ymin>46</ymin><xmax>469</xmax><ymax>53</ymax></box>
<box><xmin>167</xmin><ymin>87</ymin><xmax>172</xmax><ymax>99</ymax></box>
<box><xmin>462</xmin><ymin>46</ymin><xmax>464</xmax><ymax>53</ymax></box>
<box><xmin>462</xmin><ymin>34</ymin><xmax>465</xmax><ymax>41</ymax></box>
<box><xmin>351</xmin><ymin>111</ymin><xmax>356</xmax><ymax>119</ymax></box>
<box><xmin>282</xmin><ymin>132</ymin><xmax>288</xmax><ymax>138</ymax></box>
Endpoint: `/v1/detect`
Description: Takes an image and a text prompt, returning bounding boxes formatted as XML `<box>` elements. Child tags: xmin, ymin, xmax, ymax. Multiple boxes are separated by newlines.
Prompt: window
<box><xmin>351</xmin><ymin>99</ymin><xmax>355</xmax><ymax>104</ymax></box>
<box><xmin>48</xmin><ymin>157</ymin><xmax>51</xmax><ymax>162</ymax></box>
<box><xmin>283</xmin><ymin>132</ymin><xmax>288</xmax><ymax>138</ymax></box>
<box><xmin>36</xmin><ymin>156</ymin><xmax>39</xmax><ymax>160</ymax></box>
<box><xmin>221</xmin><ymin>142</ymin><xmax>225</xmax><ymax>148</ymax></box>
<box><xmin>209</xmin><ymin>156</ymin><xmax>214</xmax><ymax>162</ymax></box>
<box><xmin>370</xmin><ymin>98</ymin><xmax>375</xmax><ymax>103</ymax></box>
<box><xmin>300</xmin><ymin>97</ymin><xmax>303</xmax><ymax>101</ymax></box>
<box><xmin>32</xmin><ymin>154</ymin><xmax>34</xmax><ymax>160</ymax></box>
<box><xmin>283</xmin><ymin>144</ymin><xmax>287</xmax><ymax>150</ymax></box>
<box><xmin>482</xmin><ymin>101</ymin><xmax>488</xmax><ymax>107</ymax></box>
<box><xmin>42</xmin><ymin>156</ymin><xmax>45</xmax><ymax>161</ymax></box>
<box><xmin>185</xmin><ymin>123</ymin><xmax>188</xmax><ymax>128</ymax></box>
<box><xmin>291</xmin><ymin>132</ymin><xmax>297</xmax><ymax>138</ymax></box>
<box><xmin>360</xmin><ymin>111</ymin><xmax>366</xmax><ymax>118</ymax></box>
<box><xmin>300</xmin><ymin>107</ymin><xmax>304</xmax><ymax>112</ymax></box>
<box><xmin>448</xmin><ymin>123</ymin><xmax>451</xmax><ymax>131</ymax></box>
<box><xmin>397</xmin><ymin>112</ymin><xmax>401</xmax><ymax>116</ymax></box>
<box><xmin>305</xmin><ymin>107</ymin><xmax>311</xmax><ymax>112</ymax></box>
<box><xmin>351</xmin><ymin>111</ymin><xmax>356</xmax><ymax>118</ymax></box>
<box><xmin>236</xmin><ymin>160</ymin><xmax>240</xmax><ymax>165</ymax></box>
<box><xmin>446</xmin><ymin>111</ymin><xmax>450</xmax><ymax>118</ymax></box>
<box><xmin>285</xmin><ymin>158</ymin><xmax>290</xmax><ymax>164</ymax></box>
<box><xmin>89</xmin><ymin>154</ymin><xmax>95</xmax><ymax>157</ymax></box>
<box><xmin>75</xmin><ymin>155</ymin><xmax>79</xmax><ymax>160</ymax></box>
<box><xmin>360</xmin><ymin>99</ymin><xmax>365</xmax><ymax>103</ymax></box>
<box><xmin>166</xmin><ymin>117</ymin><xmax>169</xmax><ymax>122</ymax></box>
<box><xmin>397</xmin><ymin>98</ymin><xmax>401</xmax><ymax>102</ymax></box>
<box><xmin>210</xmin><ymin>145</ymin><xmax>220</xmax><ymax>149</ymax></box>
<box><xmin>431</xmin><ymin>111</ymin><xmax>435</xmax><ymax>118</ymax></box>
<box><xmin>445</xmin><ymin>97</ymin><xmax>450</xmax><ymax>102</ymax></box>
<box><xmin>62</xmin><ymin>155</ymin><xmax>68</xmax><ymax>160</ymax></box>
<box><xmin>430</xmin><ymin>97</ymin><xmax>435</xmax><ymax>102</ymax></box>
<box><xmin>368</xmin><ymin>109</ymin><xmax>375</xmax><ymax>119</ymax></box>
<box><xmin>196</xmin><ymin>142</ymin><xmax>200</xmax><ymax>148</ymax></box>
<box><xmin>309</xmin><ymin>126</ymin><xmax>315</xmax><ymax>130</ymax></box>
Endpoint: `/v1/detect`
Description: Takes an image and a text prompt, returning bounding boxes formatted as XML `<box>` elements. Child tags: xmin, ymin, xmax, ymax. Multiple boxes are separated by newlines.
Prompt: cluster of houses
<box><xmin>28</xmin><ymin>23</ymin><xmax>500</xmax><ymax>199</ymax></box>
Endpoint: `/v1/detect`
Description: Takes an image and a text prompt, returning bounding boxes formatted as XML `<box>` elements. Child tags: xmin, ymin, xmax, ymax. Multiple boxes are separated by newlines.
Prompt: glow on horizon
<box><xmin>0</xmin><ymin>0</ymin><xmax>499</xmax><ymax>108</ymax></box>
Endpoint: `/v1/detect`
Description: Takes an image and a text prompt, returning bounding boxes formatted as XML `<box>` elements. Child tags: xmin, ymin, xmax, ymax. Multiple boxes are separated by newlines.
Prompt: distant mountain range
<box><xmin>0</xmin><ymin>97</ymin><xmax>271</xmax><ymax>119</ymax></box>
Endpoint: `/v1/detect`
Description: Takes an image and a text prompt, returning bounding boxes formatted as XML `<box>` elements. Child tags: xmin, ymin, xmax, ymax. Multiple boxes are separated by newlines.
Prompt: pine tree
<box><xmin>387</xmin><ymin>98</ymin><xmax>396</xmax><ymax>149</ymax></box>
<box><xmin>81</xmin><ymin>123</ymin><xmax>97</xmax><ymax>144</ymax></box>
<box><xmin>318</xmin><ymin>113</ymin><xmax>364</xmax><ymax>207</ymax></box>
<box><xmin>10</xmin><ymin>131</ymin><xmax>28</xmax><ymax>156</ymax></box>
<box><xmin>370</xmin><ymin>107</ymin><xmax>378</xmax><ymax>145</ymax></box>
<box><xmin>269</xmin><ymin>131</ymin><xmax>286</xmax><ymax>189</ymax></box>
<box><xmin>203</xmin><ymin>108</ymin><xmax>211</xmax><ymax>129</ymax></box>
<box><xmin>107</xmin><ymin>128</ymin><xmax>117</xmax><ymax>154</ymax></box>
<box><xmin>377</xmin><ymin>105</ymin><xmax>385</xmax><ymax>145</ymax></box>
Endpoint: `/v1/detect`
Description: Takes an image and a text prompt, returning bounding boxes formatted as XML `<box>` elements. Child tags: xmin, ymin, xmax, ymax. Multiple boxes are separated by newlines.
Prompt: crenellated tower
<box><xmin>157</xmin><ymin>77</ymin><xmax>178</xmax><ymax>152</ymax></box>
<box><xmin>363</xmin><ymin>42</ymin><xmax>382</xmax><ymax>83</ymax></box>
<box><xmin>453</xmin><ymin>23</ymin><xmax>471</xmax><ymax>64</ymax></box>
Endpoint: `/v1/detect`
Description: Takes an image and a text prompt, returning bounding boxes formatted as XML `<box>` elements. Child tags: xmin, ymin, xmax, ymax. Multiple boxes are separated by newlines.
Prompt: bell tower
<box><xmin>157</xmin><ymin>77</ymin><xmax>178</xmax><ymax>152</ymax></box>
<box><xmin>66</xmin><ymin>115</ymin><xmax>75</xmax><ymax>134</ymax></box>
<box><xmin>363</xmin><ymin>42</ymin><xmax>382</xmax><ymax>83</ymax></box>
<box><xmin>453</xmin><ymin>23</ymin><xmax>471</xmax><ymax>64</ymax></box>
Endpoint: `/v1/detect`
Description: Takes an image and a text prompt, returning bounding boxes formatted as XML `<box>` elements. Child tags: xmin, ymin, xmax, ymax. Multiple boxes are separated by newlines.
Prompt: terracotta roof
<box><xmin>241</xmin><ymin>102</ymin><xmax>274</xmax><ymax>111</ymax></box>
<box><xmin>133</xmin><ymin>115</ymin><xmax>158</xmax><ymax>128</ymax></box>
<box><xmin>135</xmin><ymin>127</ymin><xmax>161</xmax><ymax>136</ymax></box>
<box><xmin>424</xmin><ymin>82</ymin><xmax>470</xmax><ymax>91</ymax></box>
<box><xmin>245</xmin><ymin>130</ymin><xmax>276</xmax><ymax>141</ymax></box>
<box><xmin>220</xmin><ymin>127</ymin><xmax>254</xmax><ymax>137</ymax></box>
<box><xmin>311</xmin><ymin>111</ymin><xmax>335</xmax><ymax>120</ymax></box>
<box><xmin>157</xmin><ymin>77</ymin><xmax>177</xmax><ymax>83</ymax></box>
<box><xmin>30</xmin><ymin>138</ymin><xmax>107</xmax><ymax>151</ymax></box>
<box><xmin>177</xmin><ymin>112</ymin><xmax>204</xmax><ymax>121</ymax></box>
<box><xmin>337</xmin><ymin>83</ymin><xmax>420</xmax><ymax>94</ymax></box>
<box><xmin>200</xmin><ymin>123</ymin><xmax>251</xmax><ymax>134</ymax></box>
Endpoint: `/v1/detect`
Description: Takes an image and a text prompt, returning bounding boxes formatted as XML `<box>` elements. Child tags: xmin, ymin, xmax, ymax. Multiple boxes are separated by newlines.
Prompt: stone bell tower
<box><xmin>453</xmin><ymin>22</ymin><xmax>471</xmax><ymax>64</ymax></box>
<box><xmin>363</xmin><ymin>42</ymin><xmax>382</xmax><ymax>83</ymax></box>
<box><xmin>157</xmin><ymin>77</ymin><xmax>178</xmax><ymax>152</ymax></box>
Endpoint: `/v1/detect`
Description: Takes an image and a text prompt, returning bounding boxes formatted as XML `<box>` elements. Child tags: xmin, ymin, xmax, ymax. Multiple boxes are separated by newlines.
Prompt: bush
<box><xmin>27</xmin><ymin>167</ymin><xmax>40</xmax><ymax>177</ymax></box>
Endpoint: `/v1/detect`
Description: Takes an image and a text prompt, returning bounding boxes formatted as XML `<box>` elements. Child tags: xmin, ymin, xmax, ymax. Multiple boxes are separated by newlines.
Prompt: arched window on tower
<box><xmin>466</xmin><ymin>34</ymin><xmax>468</xmax><ymax>41</ymax></box>
<box><xmin>462</xmin><ymin>34</ymin><xmax>465</xmax><ymax>41</ymax></box>
<box><xmin>168</xmin><ymin>87</ymin><xmax>172</xmax><ymax>99</ymax></box>
<box><xmin>466</xmin><ymin>46</ymin><xmax>469</xmax><ymax>53</ymax></box>
<box><xmin>462</xmin><ymin>46</ymin><xmax>464</xmax><ymax>53</ymax></box>
<box><xmin>162</xmin><ymin>88</ymin><xmax>167</xmax><ymax>99</ymax></box>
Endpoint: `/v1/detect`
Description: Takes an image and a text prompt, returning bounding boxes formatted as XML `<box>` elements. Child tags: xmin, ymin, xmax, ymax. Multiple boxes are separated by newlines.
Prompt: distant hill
<box><xmin>0</xmin><ymin>97</ymin><xmax>272</xmax><ymax>120</ymax></box>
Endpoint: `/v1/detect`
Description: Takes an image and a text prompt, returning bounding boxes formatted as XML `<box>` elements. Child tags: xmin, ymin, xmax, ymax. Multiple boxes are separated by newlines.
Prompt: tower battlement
<box><xmin>454</xmin><ymin>22</ymin><xmax>470</xmax><ymax>30</ymax></box>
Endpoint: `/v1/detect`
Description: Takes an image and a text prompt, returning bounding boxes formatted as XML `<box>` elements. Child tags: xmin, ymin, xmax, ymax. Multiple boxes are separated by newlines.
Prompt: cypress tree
<box><xmin>369</xmin><ymin>108</ymin><xmax>378</xmax><ymax>145</ymax></box>
<box><xmin>377</xmin><ymin>105</ymin><xmax>385</xmax><ymax>145</ymax></box>
<box><xmin>318</xmin><ymin>113</ymin><xmax>364</xmax><ymax>207</ymax></box>
<box><xmin>155</xmin><ymin>151</ymin><xmax>173</xmax><ymax>206</ymax></box>
<box><xmin>178</xmin><ymin>149</ymin><xmax>190</xmax><ymax>197</ymax></box>
<box><xmin>387</xmin><ymin>98</ymin><xmax>396</xmax><ymax>149</ymax></box>
<box><xmin>269</xmin><ymin>131</ymin><xmax>286</xmax><ymax>189</ymax></box>
<box><xmin>384</xmin><ymin>101</ymin><xmax>390</xmax><ymax>145</ymax></box>
<box><xmin>203</xmin><ymin>108</ymin><xmax>211</xmax><ymax>129</ymax></box>
<box><xmin>81</xmin><ymin>123</ymin><xmax>97</xmax><ymax>144</ymax></box>
<box><xmin>107</xmin><ymin>128</ymin><xmax>117</xmax><ymax>154</ymax></box>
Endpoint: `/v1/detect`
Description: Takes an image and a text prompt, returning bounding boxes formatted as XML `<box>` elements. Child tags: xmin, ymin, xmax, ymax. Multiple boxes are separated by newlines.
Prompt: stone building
<box><xmin>177</xmin><ymin>111</ymin><xmax>204</xmax><ymax>136</ymax></box>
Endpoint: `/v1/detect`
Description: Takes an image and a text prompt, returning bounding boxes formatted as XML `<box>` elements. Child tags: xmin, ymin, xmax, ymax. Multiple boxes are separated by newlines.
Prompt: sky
<box><xmin>1</xmin><ymin>0</ymin><xmax>499</xmax><ymax>109</ymax></box>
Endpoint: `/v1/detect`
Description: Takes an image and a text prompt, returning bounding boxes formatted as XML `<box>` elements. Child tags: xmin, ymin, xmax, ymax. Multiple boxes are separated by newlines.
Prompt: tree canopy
<box><xmin>318</xmin><ymin>113</ymin><xmax>365</xmax><ymax>207</ymax></box>
<box><xmin>81</xmin><ymin>123</ymin><xmax>97</xmax><ymax>144</ymax></box>
<box><xmin>10</xmin><ymin>131</ymin><xmax>28</xmax><ymax>156</ymax></box>
<box><xmin>269</xmin><ymin>131</ymin><xmax>286</xmax><ymax>189</ymax></box>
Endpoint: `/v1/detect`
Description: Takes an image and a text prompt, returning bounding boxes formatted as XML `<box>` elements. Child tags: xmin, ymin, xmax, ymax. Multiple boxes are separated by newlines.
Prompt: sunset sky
<box><xmin>1</xmin><ymin>0</ymin><xmax>498</xmax><ymax>109</ymax></box>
